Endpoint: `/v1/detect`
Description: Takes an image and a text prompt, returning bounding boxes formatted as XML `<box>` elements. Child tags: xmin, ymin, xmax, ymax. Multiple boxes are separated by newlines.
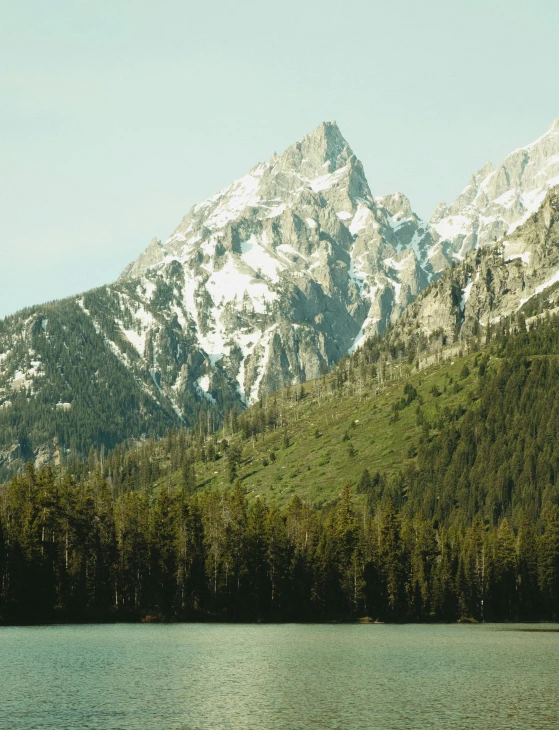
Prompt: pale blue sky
<box><xmin>1</xmin><ymin>0</ymin><xmax>558</xmax><ymax>317</ymax></box>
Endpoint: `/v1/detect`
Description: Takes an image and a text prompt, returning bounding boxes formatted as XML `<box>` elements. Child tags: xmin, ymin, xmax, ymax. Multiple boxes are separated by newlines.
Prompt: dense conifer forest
<box><xmin>0</xmin><ymin>462</ymin><xmax>558</xmax><ymax>624</ymax></box>
<box><xmin>2</xmin><ymin>316</ymin><xmax>559</xmax><ymax>624</ymax></box>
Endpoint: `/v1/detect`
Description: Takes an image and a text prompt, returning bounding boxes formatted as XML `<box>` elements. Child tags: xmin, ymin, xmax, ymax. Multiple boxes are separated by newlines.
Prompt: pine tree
<box><xmin>538</xmin><ymin>504</ymin><xmax>559</xmax><ymax>619</ymax></box>
<box><xmin>334</xmin><ymin>485</ymin><xmax>364</xmax><ymax>616</ymax></box>
<box><xmin>150</xmin><ymin>487</ymin><xmax>178</xmax><ymax>617</ymax></box>
<box><xmin>377</xmin><ymin>500</ymin><xmax>405</xmax><ymax>620</ymax></box>
<box><xmin>491</xmin><ymin>518</ymin><xmax>516</xmax><ymax>620</ymax></box>
<box><xmin>516</xmin><ymin>517</ymin><xmax>539</xmax><ymax>620</ymax></box>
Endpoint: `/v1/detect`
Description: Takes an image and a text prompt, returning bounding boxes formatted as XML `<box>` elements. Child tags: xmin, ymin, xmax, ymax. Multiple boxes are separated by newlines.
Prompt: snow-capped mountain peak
<box><xmin>425</xmin><ymin>115</ymin><xmax>559</xmax><ymax>268</ymax></box>
<box><xmin>118</xmin><ymin>122</ymin><xmax>427</xmax><ymax>404</ymax></box>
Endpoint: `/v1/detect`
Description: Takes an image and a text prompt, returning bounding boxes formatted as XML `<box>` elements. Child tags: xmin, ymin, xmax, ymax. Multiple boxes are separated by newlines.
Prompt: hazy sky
<box><xmin>1</xmin><ymin>0</ymin><xmax>558</xmax><ymax>318</ymax></box>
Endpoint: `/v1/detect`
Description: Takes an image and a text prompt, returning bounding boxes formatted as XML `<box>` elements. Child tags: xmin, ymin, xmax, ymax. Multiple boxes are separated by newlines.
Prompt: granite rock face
<box><xmin>384</xmin><ymin>185</ymin><xmax>559</xmax><ymax>358</ymax></box>
<box><xmin>117</xmin><ymin>121</ymin><xmax>429</xmax><ymax>404</ymax></box>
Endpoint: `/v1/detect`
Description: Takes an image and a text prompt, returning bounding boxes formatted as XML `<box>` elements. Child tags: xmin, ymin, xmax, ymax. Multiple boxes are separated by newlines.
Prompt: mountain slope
<box><xmin>63</xmin><ymin>309</ymin><xmax>559</xmax><ymax>530</ymax></box>
<box><xmin>0</xmin><ymin>295</ymin><xmax>223</xmax><ymax>477</ymax></box>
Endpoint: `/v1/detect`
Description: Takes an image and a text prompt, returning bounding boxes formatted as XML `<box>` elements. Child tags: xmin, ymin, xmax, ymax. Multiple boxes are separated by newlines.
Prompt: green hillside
<box><xmin>90</xmin><ymin>310</ymin><xmax>559</xmax><ymax>531</ymax></box>
<box><xmin>189</xmin><ymin>354</ymin><xmax>479</xmax><ymax>507</ymax></box>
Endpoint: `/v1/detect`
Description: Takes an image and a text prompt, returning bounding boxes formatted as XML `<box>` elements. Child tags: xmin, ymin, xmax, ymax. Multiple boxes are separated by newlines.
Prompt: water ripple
<box><xmin>0</xmin><ymin>624</ymin><xmax>558</xmax><ymax>730</ymax></box>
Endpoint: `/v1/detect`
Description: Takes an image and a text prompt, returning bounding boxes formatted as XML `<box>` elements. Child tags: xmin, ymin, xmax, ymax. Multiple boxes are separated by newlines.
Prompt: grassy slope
<box><xmin>185</xmin><ymin>352</ymin><xmax>482</xmax><ymax>507</ymax></box>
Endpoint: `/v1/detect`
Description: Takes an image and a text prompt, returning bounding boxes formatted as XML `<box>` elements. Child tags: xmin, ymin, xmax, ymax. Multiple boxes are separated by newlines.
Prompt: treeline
<box><xmin>4</xmin><ymin>313</ymin><xmax>559</xmax><ymax>623</ymax></box>
<box><xmin>1</xmin><ymin>466</ymin><xmax>558</xmax><ymax>624</ymax></box>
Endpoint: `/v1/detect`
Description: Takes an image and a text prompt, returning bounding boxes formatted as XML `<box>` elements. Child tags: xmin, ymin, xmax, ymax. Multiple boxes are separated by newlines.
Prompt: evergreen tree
<box><xmin>539</xmin><ymin>505</ymin><xmax>559</xmax><ymax>619</ymax></box>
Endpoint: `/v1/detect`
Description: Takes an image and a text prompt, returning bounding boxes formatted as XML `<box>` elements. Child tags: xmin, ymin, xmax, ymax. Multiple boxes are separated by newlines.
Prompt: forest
<box><xmin>1</xmin><ymin>462</ymin><xmax>558</xmax><ymax>625</ymax></box>
<box><xmin>2</xmin><ymin>316</ymin><xmax>559</xmax><ymax>623</ymax></box>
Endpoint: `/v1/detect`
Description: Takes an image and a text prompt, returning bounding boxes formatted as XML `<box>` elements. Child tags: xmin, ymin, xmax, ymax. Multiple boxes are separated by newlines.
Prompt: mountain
<box><xmin>115</xmin><ymin>117</ymin><xmax>559</xmax><ymax>394</ymax></box>
<box><xmin>117</xmin><ymin>121</ymin><xmax>429</xmax><ymax>400</ymax></box>
<box><xmin>422</xmin><ymin>116</ymin><xmax>559</xmax><ymax>272</ymax></box>
<box><xmin>382</xmin><ymin>184</ymin><xmax>559</xmax><ymax>362</ymax></box>
<box><xmin>0</xmin><ymin>122</ymin><xmax>428</xmax><ymax>475</ymax></box>
<box><xmin>2</xmin><ymin>116</ymin><xmax>559</xmax><ymax>476</ymax></box>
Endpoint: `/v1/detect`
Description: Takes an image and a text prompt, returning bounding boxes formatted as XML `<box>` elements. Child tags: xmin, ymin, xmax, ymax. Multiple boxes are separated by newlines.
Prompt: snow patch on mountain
<box><xmin>240</xmin><ymin>236</ymin><xmax>282</xmax><ymax>283</ymax></box>
<box><xmin>199</xmin><ymin>164</ymin><xmax>267</xmax><ymax>229</ymax></box>
<box><xmin>206</xmin><ymin>257</ymin><xmax>276</xmax><ymax>314</ymax></box>
<box><xmin>460</xmin><ymin>277</ymin><xmax>473</xmax><ymax>312</ymax></box>
<box><xmin>310</xmin><ymin>164</ymin><xmax>349</xmax><ymax>193</ymax></box>
<box><xmin>519</xmin><ymin>267</ymin><xmax>559</xmax><ymax>308</ymax></box>
<box><xmin>196</xmin><ymin>374</ymin><xmax>216</xmax><ymax>404</ymax></box>
<box><xmin>349</xmin><ymin>204</ymin><xmax>371</xmax><ymax>235</ymax></box>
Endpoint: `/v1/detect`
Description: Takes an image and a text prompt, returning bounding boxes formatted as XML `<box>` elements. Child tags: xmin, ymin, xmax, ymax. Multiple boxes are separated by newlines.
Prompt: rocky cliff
<box><xmin>382</xmin><ymin>185</ymin><xmax>559</xmax><ymax>361</ymax></box>
<box><xmin>116</xmin><ymin>122</ymin><xmax>429</xmax><ymax>404</ymax></box>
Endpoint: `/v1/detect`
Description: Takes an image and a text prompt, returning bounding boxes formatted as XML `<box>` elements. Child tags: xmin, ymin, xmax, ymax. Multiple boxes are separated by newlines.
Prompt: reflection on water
<box><xmin>1</xmin><ymin>624</ymin><xmax>558</xmax><ymax>730</ymax></box>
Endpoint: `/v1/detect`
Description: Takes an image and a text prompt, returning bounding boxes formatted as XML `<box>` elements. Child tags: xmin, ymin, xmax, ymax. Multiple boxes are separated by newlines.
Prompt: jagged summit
<box><xmin>274</xmin><ymin>121</ymin><xmax>353</xmax><ymax>178</ymax></box>
<box><xmin>375</xmin><ymin>192</ymin><xmax>416</xmax><ymax>219</ymax></box>
<box><xmin>419</xmin><ymin>114</ymin><xmax>559</xmax><ymax>271</ymax></box>
<box><xmin>121</xmin><ymin>121</ymin><xmax>373</xmax><ymax>281</ymax></box>
<box><xmin>114</xmin><ymin>122</ymin><xmax>428</xmax><ymax>408</ymax></box>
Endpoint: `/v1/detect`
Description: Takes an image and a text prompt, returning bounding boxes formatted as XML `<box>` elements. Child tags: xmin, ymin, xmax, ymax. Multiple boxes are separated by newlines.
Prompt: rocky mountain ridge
<box><xmin>115</xmin><ymin>122</ymin><xmax>433</xmax><ymax>405</ymax></box>
<box><xmin>2</xmin><ymin>117</ymin><xmax>559</xmax><ymax>473</ymax></box>
<box><xmin>381</xmin><ymin>185</ymin><xmax>559</xmax><ymax>363</ymax></box>
<box><xmin>115</xmin><ymin>116</ymin><xmax>559</xmax><ymax>402</ymax></box>
<box><xmin>423</xmin><ymin>117</ymin><xmax>559</xmax><ymax>272</ymax></box>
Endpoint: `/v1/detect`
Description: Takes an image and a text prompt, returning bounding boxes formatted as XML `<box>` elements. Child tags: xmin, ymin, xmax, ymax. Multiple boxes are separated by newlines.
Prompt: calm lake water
<box><xmin>1</xmin><ymin>624</ymin><xmax>558</xmax><ymax>730</ymax></box>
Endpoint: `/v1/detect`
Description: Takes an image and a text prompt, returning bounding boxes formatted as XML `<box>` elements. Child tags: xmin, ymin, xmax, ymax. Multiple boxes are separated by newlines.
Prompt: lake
<box><xmin>1</xmin><ymin>624</ymin><xmax>558</xmax><ymax>729</ymax></box>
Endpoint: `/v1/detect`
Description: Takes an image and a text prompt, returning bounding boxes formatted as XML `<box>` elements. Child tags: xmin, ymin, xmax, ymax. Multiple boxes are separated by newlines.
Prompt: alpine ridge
<box><xmin>1</xmin><ymin>116</ymin><xmax>559</xmax><ymax>474</ymax></box>
<box><xmin>116</xmin><ymin>120</ymin><xmax>430</xmax><ymax>408</ymax></box>
<box><xmin>422</xmin><ymin>116</ymin><xmax>559</xmax><ymax>272</ymax></box>
<box><xmin>382</xmin><ymin>185</ymin><xmax>559</xmax><ymax>365</ymax></box>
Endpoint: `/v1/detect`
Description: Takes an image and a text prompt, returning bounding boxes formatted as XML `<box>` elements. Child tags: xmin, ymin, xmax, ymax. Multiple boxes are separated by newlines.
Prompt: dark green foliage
<box><xmin>0</xmin><ymin>301</ymin><xmax>177</xmax><ymax>479</ymax></box>
<box><xmin>403</xmin><ymin>383</ymin><xmax>418</xmax><ymax>404</ymax></box>
<box><xmin>2</xmin><ymin>468</ymin><xmax>558</xmax><ymax>623</ymax></box>
<box><xmin>226</xmin><ymin>446</ymin><xmax>242</xmax><ymax>484</ymax></box>
<box><xmin>387</xmin><ymin>354</ymin><xmax>559</xmax><ymax>526</ymax></box>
